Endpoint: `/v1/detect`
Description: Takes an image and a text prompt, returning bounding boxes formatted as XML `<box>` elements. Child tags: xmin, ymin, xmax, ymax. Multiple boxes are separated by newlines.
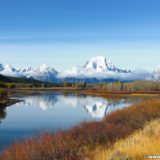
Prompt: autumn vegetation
<box><xmin>0</xmin><ymin>98</ymin><xmax>160</xmax><ymax>160</ymax></box>
<box><xmin>92</xmin><ymin>119</ymin><xmax>160</xmax><ymax>160</ymax></box>
<box><xmin>95</xmin><ymin>81</ymin><xmax>160</xmax><ymax>92</ymax></box>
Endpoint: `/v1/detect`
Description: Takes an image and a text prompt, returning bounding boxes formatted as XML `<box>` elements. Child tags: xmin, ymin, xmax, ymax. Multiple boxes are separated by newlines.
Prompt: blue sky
<box><xmin>0</xmin><ymin>0</ymin><xmax>160</xmax><ymax>71</ymax></box>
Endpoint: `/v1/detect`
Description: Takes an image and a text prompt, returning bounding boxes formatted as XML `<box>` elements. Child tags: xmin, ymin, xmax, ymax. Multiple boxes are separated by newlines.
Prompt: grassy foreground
<box><xmin>91</xmin><ymin>119</ymin><xmax>160</xmax><ymax>160</ymax></box>
<box><xmin>0</xmin><ymin>99</ymin><xmax>160</xmax><ymax>160</ymax></box>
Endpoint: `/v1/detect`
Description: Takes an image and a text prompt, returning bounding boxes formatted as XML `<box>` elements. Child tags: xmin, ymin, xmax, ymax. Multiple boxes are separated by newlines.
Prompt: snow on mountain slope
<box><xmin>59</xmin><ymin>56</ymin><xmax>130</xmax><ymax>78</ymax></box>
<box><xmin>83</xmin><ymin>56</ymin><xmax>128</xmax><ymax>73</ymax></box>
<box><xmin>153</xmin><ymin>66</ymin><xmax>160</xmax><ymax>81</ymax></box>
<box><xmin>0</xmin><ymin>64</ymin><xmax>22</xmax><ymax>77</ymax></box>
<box><xmin>0</xmin><ymin>63</ymin><xmax>58</xmax><ymax>82</ymax></box>
<box><xmin>19</xmin><ymin>67</ymin><xmax>34</xmax><ymax>74</ymax></box>
<box><xmin>22</xmin><ymin>64</ymin><xmax>58</xmax><ymax>82</ymax></box>
<box><xmin>59</xmin><ymin>56</ymin><xmax>153</xmax><ymax>81</ymax></box>
<box><xmin>0</xmin><ymin>64</ymin><xmax>4</xmax><ymax>71</ymax></box>
<box><xmin>0</xmin><ymin>57</ymin><xmax>157</xmax><ymax>82</ymax></box>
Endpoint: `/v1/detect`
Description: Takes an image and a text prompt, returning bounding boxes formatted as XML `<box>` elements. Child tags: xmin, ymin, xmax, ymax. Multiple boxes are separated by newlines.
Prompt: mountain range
<box><xmin>0</xmin><ymin>56</ymin><xmax>159</xmax><ymax>82</ymax></box>
<box><xmin>0</xmin><ymin>64</ymin><xmax>58</xmax><ymax>82</ymax></box>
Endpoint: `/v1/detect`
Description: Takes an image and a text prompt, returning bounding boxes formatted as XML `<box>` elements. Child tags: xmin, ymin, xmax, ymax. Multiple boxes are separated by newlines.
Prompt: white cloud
<box><xmin>58</xmin><ymin>67</ymin><xmax>152</xmax><ymax>81</ymax></box>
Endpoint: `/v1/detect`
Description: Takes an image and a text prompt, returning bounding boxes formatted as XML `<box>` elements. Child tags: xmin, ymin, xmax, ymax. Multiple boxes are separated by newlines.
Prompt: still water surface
<box><xmin>0</xmin><ymin>91</ymin><xmax>143</xmax><ymax>150</ymax></box>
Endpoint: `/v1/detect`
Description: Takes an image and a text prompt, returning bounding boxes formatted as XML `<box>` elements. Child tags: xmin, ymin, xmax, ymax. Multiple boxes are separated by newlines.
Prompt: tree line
<box><xmin>95</xmin><ymin>81</ymin><xmax>160</xmax><ymax>92</ymax></box>
<box><xmin>0</xmin><ymin>82</ymin><xmax>63</xmax><ymax>89</ymax></box>
<box><xmin>0</xmin><ymin>80</ymin><xmax>160</xmax><ymax>92</ymax></box>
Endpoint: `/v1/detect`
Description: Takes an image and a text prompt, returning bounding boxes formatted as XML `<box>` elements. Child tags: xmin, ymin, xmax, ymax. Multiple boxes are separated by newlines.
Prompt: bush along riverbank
<box><xmin>0</xmin><ymin>99</ymin><xmax>160</xmax><ymax>160</ymax></box>
<box><xmin>91</xmin><ymin>118</ymin><xmax>160</xmax><ymax>160</ymax></box>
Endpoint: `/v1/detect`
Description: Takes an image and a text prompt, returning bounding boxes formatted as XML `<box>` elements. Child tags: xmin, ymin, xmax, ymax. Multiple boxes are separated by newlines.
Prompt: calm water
<box><xmin>0</xmin><ymin>91</ymin><xmax>143</xmax><ymax>151</ymax></box>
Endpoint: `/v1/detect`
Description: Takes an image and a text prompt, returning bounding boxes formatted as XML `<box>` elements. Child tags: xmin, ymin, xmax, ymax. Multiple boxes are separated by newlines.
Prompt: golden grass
<box><xmin>92</xmin><ymin>119</ymin><xmax>160</xmax><ymax>160</ymax></box>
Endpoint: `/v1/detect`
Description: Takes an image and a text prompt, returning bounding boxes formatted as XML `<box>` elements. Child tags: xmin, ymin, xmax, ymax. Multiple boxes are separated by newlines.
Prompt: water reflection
<box><xmin>0</xmin><ymin>92</ymin><xmax>151</xmax><ymax>151</ymax></box>
<box><xmin>84</xmin><ymin>100</ymin><xmax>127</xmax><ymax>119</ymax></box>
<box><xmin>16</xmin><ymin>95</ymin><xmax>58</xmax><ymax>110</ymax></box>
<box><xmin>0</xmin><ymin>107</ymin><xmax>6</xmax><ymax>124</ymax></box>
<box><xmin>15</xmin><ymin>94</ymin><xmax>130</xmax><ymax>119</ymax></box>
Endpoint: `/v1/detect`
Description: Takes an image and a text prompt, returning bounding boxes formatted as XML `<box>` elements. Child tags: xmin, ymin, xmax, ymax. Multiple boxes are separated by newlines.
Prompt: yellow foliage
<box><xmin>91</xmin><ymin>119</ymin><xmax>160</xmax><ymax>160</ymax></box>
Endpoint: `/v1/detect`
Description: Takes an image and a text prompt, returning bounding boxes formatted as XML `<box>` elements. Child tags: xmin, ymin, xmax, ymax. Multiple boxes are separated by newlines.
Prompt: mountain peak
<box><xmin>0</xmin><ymin>63</ymin><xmax>59</xmax><ymax>82</ymax></box>
<box><xmin>60</xmin><ymin>56</ymin><xmax>130</xmax><ymax>78</ymax></box>
<box><xmin>3</xmin><ymin>64</ymin><xmax>17</xmax><ymax>72</ymax></box>
<box><xmin>83</xmin><ymin>56</ymin><xmax>116</xmax><ymax>72</ymax></box>
<box><xmin>39</xmin><ymin>64</ymin><xmax>50</xmax><ymax>71</ymax></box>
<box><xmin>91</xmin><ymin>56</ymin><xmax>106</xmax><ymax>61</ymax></box>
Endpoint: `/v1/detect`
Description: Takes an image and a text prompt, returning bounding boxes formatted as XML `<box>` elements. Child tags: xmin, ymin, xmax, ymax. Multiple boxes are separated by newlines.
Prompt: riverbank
<box><xmin>82</xmin><ymin>89</ymin><xmax>160</xmax><ymax>98</ymax></box>
<box><xmin>8</xmin><ymin>88</ymin><xmax>160</xmax><ymax>99</ymax></box>
<box><xmin>0</xmin><ymin>99</ymin><xmax>160</xmax><ymax>160</ymax></box>
<box><xmin>0</xmin><ymin>88</ymin><xmax>21</xmax><ymax>107</ymax></box>
<box><xmin>0</xmin><ymin>99</ymin><xmax>22</xmax><ymax>108</ymax></box>
<box><xmin>8</xmin><ymin>87</ymin><xmax>79</xmax><ymax>91</ymax></box>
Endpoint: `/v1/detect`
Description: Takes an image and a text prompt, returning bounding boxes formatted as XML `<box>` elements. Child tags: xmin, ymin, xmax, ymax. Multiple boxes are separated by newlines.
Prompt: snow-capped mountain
<box><xmin>0</xmin><ymin>56</ymin><xmax>158</xmax><ymax>82</ymax></box>
<box><xmin>0</xmin><ymin>64</ymin><xmax>22</xmax><ymax>77</ymax></box>
<box><xmin>19</xmin><ymin>67</ymin><xmax>34</xmax><ymax>74</ymax></box>
<box><xmin>21</xmin><ymin>64</ymin><xmax>58</xmax><ymax>82</ymax></box>
<box><xmin>59</xmin><ymin>56</ymin><xmax>134</xmax><ymax>82</ymax></box>
<box><xmin>59</xmin><ymin>56</ymin><xmax>154</xmax><ymax>82</ymax></box>
<box><xmin>59</xmin><ymin>56</ymin><xmax>131</xmax><ymax>79</ymax></box>
<box><xmin>0</xmin><ymin>63</ymin><xmax>58</xmax><ymax>82</ymax></box>
<box><xmin>153</xmin><ymin>66</ymin><xmax>160</xmax><ymax>81</ymax></box>
<box><xmin>83</xmin><ymin>56</ymin><xmax>128</xmax><ymax>73</ymax></box>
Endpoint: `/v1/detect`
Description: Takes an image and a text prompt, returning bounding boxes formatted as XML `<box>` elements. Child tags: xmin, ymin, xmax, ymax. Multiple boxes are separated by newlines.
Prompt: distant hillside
<box><xmin>0</xmin><ymin>74</ymin><xmax>64</xmax><ymax>88</ymax></box>
<box><xmin>0</xmin><ymin>74</ymin><xmax>43</xmax><ymax>84</ymax></box>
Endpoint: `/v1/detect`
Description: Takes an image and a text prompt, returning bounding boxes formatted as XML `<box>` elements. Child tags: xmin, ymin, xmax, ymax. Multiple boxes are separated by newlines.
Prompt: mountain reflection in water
<box><xmin>15</xmin><ymin>94</ymin><xmax>130</xmax><ymax>119</ymax></box>
<box><xmin>0</xmin><ymin>92</ymin><xmax>148</xmax><ymax>151</ymax></box>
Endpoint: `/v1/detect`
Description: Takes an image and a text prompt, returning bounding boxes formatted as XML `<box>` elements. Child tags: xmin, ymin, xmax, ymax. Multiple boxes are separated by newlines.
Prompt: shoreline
<box><xmin>0</xmin><ymin>99</ymin><xmax>22</xmax><ymax>108</ymax></box>
<box><xmin>82</xmin><ymin>89</ymin><xmax>160</xmax><ymax>97</ymax></box>
<box><xmin>8</xmin><ymin>88</ymin><xmax>160</xmax><ymax>96</ymax></box>
<box><xmin>8</xmin><ymin>87</ymin><xmax>79</xmax><ymax>91</ymax></box>
<box><xmin>4</xmin><ymin>88</ymin><xmax>160</xmax><ymax>107</ymax></box>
